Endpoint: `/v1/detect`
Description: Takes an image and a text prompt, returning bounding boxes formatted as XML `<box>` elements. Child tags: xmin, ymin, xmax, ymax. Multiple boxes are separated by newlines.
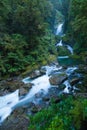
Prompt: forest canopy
<box><xmin>0</xmin><ymin>0</ymin><xmax>87</xmax><ymax>77</ymax></box>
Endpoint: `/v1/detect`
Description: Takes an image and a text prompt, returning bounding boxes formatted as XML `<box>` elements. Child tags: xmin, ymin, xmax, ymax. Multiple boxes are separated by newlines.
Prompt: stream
<box><xmin>0</xmin><ymin>23</ymin><xmax>81</xmax><ymax>124</ymax></box>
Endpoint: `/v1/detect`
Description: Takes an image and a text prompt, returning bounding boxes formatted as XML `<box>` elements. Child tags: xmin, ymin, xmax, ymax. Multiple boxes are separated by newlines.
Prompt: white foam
<box><xmin>66</xmin><ymin>45</ymin><xmax>73</xmax><ymax>54</ymax></box>
<box><xmin>56</xmin><ymin>40</ymin><xmax>63</xmax><ymax>47</ymax></box>
<box><xmin>63</xmin><ymin>80</ymin><xmax>71</xmax><ymax>93</ymax></box>
<box><xmin>66</xmin><ymin>67</ymin><xmax>77</xmax><ymax>76</ymax></box>
<box><xmin>56</xmin><ymin>23</ymin><xmax>63</xmax><ymax>35</ymax></box>
<box><xmin>0</xmin><ymin>90</ymin><xmax>19</xmax><ymax>123</ymax></box>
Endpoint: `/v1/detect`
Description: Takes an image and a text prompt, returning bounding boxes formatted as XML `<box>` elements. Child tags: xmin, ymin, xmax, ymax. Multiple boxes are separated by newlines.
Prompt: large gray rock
<box><xmin>49</xmin><ymin>72</ymin><xmax>68</xmax><ymax>85</ymax></box>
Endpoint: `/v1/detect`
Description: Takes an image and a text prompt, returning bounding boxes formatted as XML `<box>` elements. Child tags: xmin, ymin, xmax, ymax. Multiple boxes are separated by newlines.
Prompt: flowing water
<box><xmin>56</xmin><ymin>40</ymin><xmax>63</xmax><ymax>47</ymax></box>
<box><xmin>66</xmin><ymin>45</ymin><xmax>73</xmax><ymax>54</ymax></box>
<box><xmin>0</xmin><ymin>23</ymin><xmax>80</xmax><ymax>124</ymax></box>
<box><xmin>0</xmin><ymin>65</ymin><xmax>63</xmax><ymax>124</ymax></box>
<box><xmin>56</xmin><ymin>23</ymin><xmax>63</xmax><ymax>35</ymax></box>
<box><xmin>56</xmin><ymin>40</ymin><xmax>73</xmax><ymax>55</ymax></box>
<box><xmin>0</xmin><ymin>90</ymin><xmax>19</xmax><ymax>123</ymax></box>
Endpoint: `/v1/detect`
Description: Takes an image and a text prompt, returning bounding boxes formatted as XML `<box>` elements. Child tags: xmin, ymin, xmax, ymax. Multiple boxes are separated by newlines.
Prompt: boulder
<box><xmin>42</xmin><ymin>95</ymin><xmax>50</xmax><ymax>102</ymax></box>
<box><xmin>49</xmin><ymin>72</ymin><xmax>68</xmax><ymax>85</ymax></box>
<box><xmin>70</xmin><ymin>78</ymin><xmax>80</xmax><ymax>86</ymax></box>
<box><xmin>19</xmin><ymin>82</ymin><xmax>33</xmax><ymax>96</ymax></box>
<box><xmin>40</xmin><ymin>66</ymin><xmax>47</xmax><ymax>74</ymax></box>
<box><xmin>0</xmin><ymin>108</ymin><xmax>29</xmax><ymax>130</ymax></box>
<box><xmin>29</xmin><ymin>70</ymin><xmax>41</xmax><ymax>79</ymax></box>
<box><xmin>0</xmin><ymin>77</ymin><xmax>33</xmax><ymax>97</ymax></box>
<box><xmin>58</xmin><ymin>84</ymin><xmax>66</xmax><ymax>90</ymax></box>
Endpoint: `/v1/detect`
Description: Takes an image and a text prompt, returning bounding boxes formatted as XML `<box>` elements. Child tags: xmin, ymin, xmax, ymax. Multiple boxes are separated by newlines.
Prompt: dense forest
<box><xmin>0</xmin><ymin>0</ymin><xmax>87</xmax><ymax>130</ymax></box>
<box><xmin>0</xmin><ymin>0</ymin><xmax>87</xmax><ymax>78</ymax></box>
<box><xmin>0</xmin><ymin>0</ymin><xmax>72</xmax><ymax>77</ymax></box>
<box><xmin>65</xmin><ymin>0</ymin><xmax>87</xmax><ymax>54</ymax></box>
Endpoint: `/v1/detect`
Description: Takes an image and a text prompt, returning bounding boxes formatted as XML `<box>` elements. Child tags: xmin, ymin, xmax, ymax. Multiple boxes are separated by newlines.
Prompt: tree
<box><xmin>67</xmin><ymin>0</ymin><xmax>87</xmax><ymax>53</ymax></box>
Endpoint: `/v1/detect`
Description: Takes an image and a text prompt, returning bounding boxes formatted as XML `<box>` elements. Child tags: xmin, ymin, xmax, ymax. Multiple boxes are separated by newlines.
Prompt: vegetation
<box><xmin>28</xmin><ymin>95</ymin><xmax>87</xmax><ymax>130</ymax></box>
<box><xmin>0</xmin><ymin>0</ymin><xmax>87</xmax><ymax>129</ymax></box>
<box><xmin>0</xmin><ymin>0</ymin><xmax>55</xmax><ymax>77</ymax></box>
<box><xmin>65</xmin><ymin>0</ymin><xmax>87</xmax><ymax>54</ymax></box>
<box><xmin>0</xmin><ymin>0</ymin><xmax>72</xmax><ymax>77</ymax></box>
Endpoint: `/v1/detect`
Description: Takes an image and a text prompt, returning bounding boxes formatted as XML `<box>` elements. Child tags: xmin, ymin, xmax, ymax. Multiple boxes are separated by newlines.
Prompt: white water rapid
<box><xmin>63</xmin><ymin>80</ymin><xmax>71</xmax><ymax>93</ymax></box>
<box><xmin>0</xmin><ymin>90</ymin><xmax>19</xmax><ymax>124</ymax></box>
<box><xmin>66</xmin><ymin>67</ymin><xmax>78</xmax><ymax>76</ymax></box>
<box><xmin>0</xmin><ymin>65</ymin><xmax>62</xmax><ymax>124</ymax></box>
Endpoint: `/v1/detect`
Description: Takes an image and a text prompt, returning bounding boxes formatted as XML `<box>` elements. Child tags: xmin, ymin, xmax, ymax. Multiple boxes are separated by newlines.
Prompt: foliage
<box><xmin>28</xmin><ymin>95</ymin><xmax>87</xmax><ymax>130</ymax></box>
<box><xmin>57</xmin><ymin>46</ymin><xmax>71</xmax><ymax>56</ymax></box>
<box><xmin>0</xmin><ymin>0</ymin><xmax>58</xmax><ymax>77</ymax></box>
<box><xmin>0</xmin><ymin>0</ymin><xmax>71</xmax><ymax>77</ymax></box>
<box><xmin>66</xmin><ymin>0</ymin><xmax>87</xmax><ymax>54</ymax></box>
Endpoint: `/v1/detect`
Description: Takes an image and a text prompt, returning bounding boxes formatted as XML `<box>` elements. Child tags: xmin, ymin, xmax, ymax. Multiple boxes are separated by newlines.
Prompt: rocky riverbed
<box><xmin>0</xmin><ymin>61</ymin><xmax>87</xmax><ymax>130</ymax></box>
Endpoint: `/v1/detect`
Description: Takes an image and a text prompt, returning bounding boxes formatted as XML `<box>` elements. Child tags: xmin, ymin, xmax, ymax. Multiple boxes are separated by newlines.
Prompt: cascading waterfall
<box><xmin>56</xmin><ymin>23</ymin><xmax>63</xmax><ymax>35</ymax></box>
<box><xmin>56</xmin><ymin>40</ymin><xmax>73</xmax><ymax>55</ymax></box>
<box><xmin>56</xmin><ymin>23</ymin><xmax>73</xmax><ymax>55</ymax></box>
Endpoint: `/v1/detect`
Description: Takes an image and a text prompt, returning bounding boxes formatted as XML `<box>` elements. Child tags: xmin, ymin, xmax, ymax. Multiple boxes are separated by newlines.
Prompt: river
<box><xmin>0</xmin><ymin>23</ymin><xmax>81</xmax><ymax>124</ymax></box>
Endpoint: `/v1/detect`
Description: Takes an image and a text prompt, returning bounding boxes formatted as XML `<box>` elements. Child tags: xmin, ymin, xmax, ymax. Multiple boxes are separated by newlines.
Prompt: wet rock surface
<box><xmin>49</xmin><ymin>72</ymin><xmax>68</xmax><ymax>85</ymax></box>
<box><xmin>70</xmin><ymin>78</ymin><xmax>80</xmax><ymax>86</ymax></box>
<box><xmin>29</xmin><ymin>70</ymin><xmax>42</xmax><ymax>79</ymax></box>
<box><xmin>0</xmin><ymin>108</ymin><xmax>29</xmax><ymax>130</ymax></box>
<box><xmin>0</xmin><ymin>77</ymin><xmax>33</xmax><ymax>96</ymax></box>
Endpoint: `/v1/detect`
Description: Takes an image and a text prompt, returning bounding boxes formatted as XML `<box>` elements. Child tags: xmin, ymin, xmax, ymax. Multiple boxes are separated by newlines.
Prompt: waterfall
<box><xmin>56</xmin><ymin>23</ymin><xmax>74</xmax><ymax>55</ymax></box>
<box><xmin>56</xmin><ymin>23</ymin><xmax>63</xmax><ymax>35</ymax></box>
<box><xmin>56</xmin><ymin>40</ymin><xmax>74</xmax><ymax>55</ymax></box>
<box><xmin>66</xmin><ymin>45</ymin><xmax>73</xmax><ymax>54</ymax></box>
<box><xmin>56</xmin><ymin>40</ymin><xmax>63</xmax><ymax>47</ymax></box>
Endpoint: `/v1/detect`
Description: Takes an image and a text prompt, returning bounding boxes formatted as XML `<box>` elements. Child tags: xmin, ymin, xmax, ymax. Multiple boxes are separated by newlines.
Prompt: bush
<box><xmin>28</xmin><ymin>95</ymin><xmax>87</xmax><ymax>130</ymax></box>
